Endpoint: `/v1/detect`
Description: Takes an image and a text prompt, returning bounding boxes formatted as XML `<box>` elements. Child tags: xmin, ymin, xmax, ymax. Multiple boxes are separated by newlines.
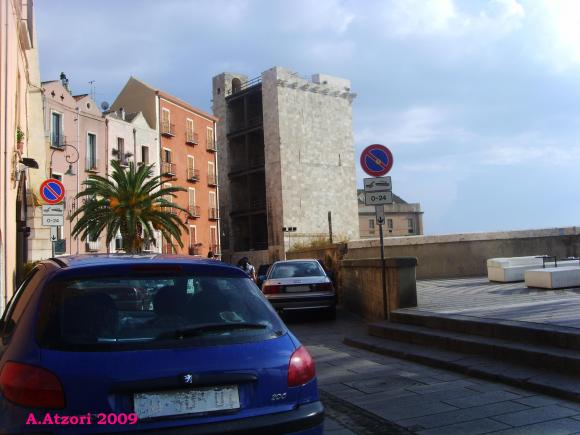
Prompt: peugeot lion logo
<box><xmin>183</xmin><ymin>374</ymin><xmax>193</xmax><ymax>384</ymax></box>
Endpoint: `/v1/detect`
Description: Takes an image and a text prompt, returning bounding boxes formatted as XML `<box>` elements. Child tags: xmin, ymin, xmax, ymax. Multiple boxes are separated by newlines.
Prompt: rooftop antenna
<box><xmin>88</xmin><ymin>80</ymin><xmax>96</xmax><ymax>100</ymax></box>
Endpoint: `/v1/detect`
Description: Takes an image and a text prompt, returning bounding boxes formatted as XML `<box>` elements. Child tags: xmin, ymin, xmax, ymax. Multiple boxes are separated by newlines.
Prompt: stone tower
<box><xmin>212</xmin><ymin>67</ymin><xmax>359</xmax><ymax>265</ymax></box>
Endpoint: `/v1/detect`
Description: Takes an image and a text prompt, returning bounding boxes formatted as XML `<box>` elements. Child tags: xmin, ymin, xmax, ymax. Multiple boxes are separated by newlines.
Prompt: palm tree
<box><xmin>70</xmin><ymin>160</ymin><xmax>188</xmax><ymax>254</ymax></box>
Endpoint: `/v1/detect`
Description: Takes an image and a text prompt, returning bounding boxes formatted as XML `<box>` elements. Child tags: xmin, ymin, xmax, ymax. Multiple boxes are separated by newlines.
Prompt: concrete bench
<box><xmin>525</xmin><ymin>265</ymin><xmax>580</xmax><ymax>289</ymax></box>
<box><xmin>487</xmin><ymin>256</ymin><xmax>546</xmax><ymax>282</ymax></box>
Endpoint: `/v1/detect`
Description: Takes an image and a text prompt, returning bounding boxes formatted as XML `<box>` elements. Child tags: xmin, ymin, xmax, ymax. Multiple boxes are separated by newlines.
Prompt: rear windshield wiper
<box><xmin>157</xmin><ymin>322</ymin><xmax>268</xmax><ymax>339</ymax></box>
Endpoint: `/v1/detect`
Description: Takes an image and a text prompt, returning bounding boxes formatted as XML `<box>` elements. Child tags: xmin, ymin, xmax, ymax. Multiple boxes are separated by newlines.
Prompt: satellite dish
<box><xmin>100</xmin><ymin>101</ymin><xmax>110</xmax><ymax>111</ymax></box>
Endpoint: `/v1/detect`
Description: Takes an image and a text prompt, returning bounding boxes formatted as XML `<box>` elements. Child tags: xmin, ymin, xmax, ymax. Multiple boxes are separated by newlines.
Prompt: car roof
<box><xmin>271</xmin><ymin>259</ymin><xmax>320</xmax><ymax>265</ymax></box>
<box><xmin>44</xmin><ymin>254</ymin><xmax>238</xmax><ymax>272</ymax></box>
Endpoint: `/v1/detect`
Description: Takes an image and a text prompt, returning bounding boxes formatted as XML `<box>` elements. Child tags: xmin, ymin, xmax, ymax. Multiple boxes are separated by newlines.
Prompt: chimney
<box><xmin>59</xmin><ymin>72</ymin><xmax>70</xmax><ymax>92</ymax></box>
<box><xmin>118</xmin><ymin>107</ymin><xmax>125</xmax><ymax>121</ymax></box>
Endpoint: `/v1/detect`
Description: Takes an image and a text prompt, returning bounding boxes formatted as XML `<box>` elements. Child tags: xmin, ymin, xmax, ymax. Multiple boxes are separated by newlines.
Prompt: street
<box><xmin>287</xmin><ymin>309</ymin><xmax>580</xmax><ymax>435</ymax></box>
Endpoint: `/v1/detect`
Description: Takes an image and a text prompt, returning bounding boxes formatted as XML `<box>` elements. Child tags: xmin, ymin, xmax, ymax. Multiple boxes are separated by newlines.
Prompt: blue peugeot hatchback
<box><xmin>0</xmin><ymin>255</ymin><xmax>323</xmax><ymax>434</ymax></box>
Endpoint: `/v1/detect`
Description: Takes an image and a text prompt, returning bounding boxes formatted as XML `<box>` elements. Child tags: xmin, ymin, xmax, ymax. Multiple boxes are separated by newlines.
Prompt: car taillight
<box><xmin>262</xmin><ymin>284</ymin><xmax>281</xmax><ymax>294</ymax></box>
<box><xmin>313</xmin><ymin>282</ymin><xmax>334</xmax><ymax>292</ymax></box>
<box><xmin>288</xmin><ymin>346</ymin><xmax>316</xmax><ymax>387</ymax></box>
<box><xmin>0</xmin><ymin>362</ymin><xmax>65</xmax><ymax>409</ymax></box>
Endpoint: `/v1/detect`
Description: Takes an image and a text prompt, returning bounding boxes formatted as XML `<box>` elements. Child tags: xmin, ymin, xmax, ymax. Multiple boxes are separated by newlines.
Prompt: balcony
<box><xmin>86</xmin><ymin>240</ymin><xmax>100</xmax><ymax>252</ymax></box>
<box><xmin>188</xmin><ymin>205</ymin><xmax>200</xmax><ymax>218</ymax></box>
<box><xmin>161</xmin><ymin>122</ymin><xmax>175</xmax><ymax>137</ymax></box>
<box><xmin>188</xmin><ymin>245</ymin><xmax>201</xmax><ymax>255</ymax></box>
<box><xmin>209</xmin><ymin>208</ymin><xmax>219</xmax><ymax>220</ymax></box>
<box><xmin>209</xmin><ymin>244</ymin><xmax>221</xmax><ymax>255</ymax></box>
<box><xmin>187</xmin><ymin>168</ymin><xmax>200</xmax><ymax>182</ymax></box>
<box><xmin>186</xmin><ymin>131</ymin><xmax>199</xmax><ymax>145</ymax></box>
<box><xmin>116</xmin><ymin>158</ymin><xmax>130</xmax><ymax>168</ymax></box>
<box><xmin>207</xmin><ymin>173</ymin><xmax>218</xmax><ymax>186</ymax></box>
<box><xmin>49</xmin><ymin>134</ymin><xmax>67</xmax><ymax>150</ymax></box>
<box><xmin>161</xmin><ymin>161</ymin><xmax>176</xmax><ymax>177</ymax></box>
<box><xmin>206</xmin><ymin>137</ymin><xmax>217</xmax><ymax>152</ymax></box>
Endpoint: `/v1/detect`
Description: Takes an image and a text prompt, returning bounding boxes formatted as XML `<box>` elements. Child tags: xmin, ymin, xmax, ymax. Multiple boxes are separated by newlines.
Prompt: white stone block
<box><xmin>525</xmin><ymin>266</ymin><xmax>580</xmax><ymax>289</ymax></box>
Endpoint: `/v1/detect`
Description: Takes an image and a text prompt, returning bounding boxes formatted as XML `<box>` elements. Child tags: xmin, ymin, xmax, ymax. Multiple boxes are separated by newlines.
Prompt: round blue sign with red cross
<box><xmin>360</xmin><ymin>144</ymin><xmax>394</xmax><ymax>177</ymax></box>
<box><xmin>39</xmin><ymin>178</ymin><xmax>65</xmax><ymax>204</ymax></box>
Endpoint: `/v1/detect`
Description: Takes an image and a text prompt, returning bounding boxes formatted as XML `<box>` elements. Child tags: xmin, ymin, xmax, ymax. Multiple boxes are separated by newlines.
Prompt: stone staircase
<box><xmin>345</xmin><ymin>310</ymin><xmax>580</xmax><ymax>401</ymax></box>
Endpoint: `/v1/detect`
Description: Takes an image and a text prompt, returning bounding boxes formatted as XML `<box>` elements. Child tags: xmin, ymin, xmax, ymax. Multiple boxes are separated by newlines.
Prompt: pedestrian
<box><xmin>237</xmin><ymin>257</ymin><xmax>256</xmax><ymax>281</ymax></box>
<box><xmin>207</xmin><ymin>250</ymin><xmax>215</xmax><ymax>259</ymax></box>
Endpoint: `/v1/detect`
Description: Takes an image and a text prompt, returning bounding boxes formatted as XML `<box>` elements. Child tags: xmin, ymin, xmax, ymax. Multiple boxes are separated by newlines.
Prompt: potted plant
<box><xmin>16</xmin><ymin>127</ymin><xmax>24</xmax><ymax>151</ymax></box>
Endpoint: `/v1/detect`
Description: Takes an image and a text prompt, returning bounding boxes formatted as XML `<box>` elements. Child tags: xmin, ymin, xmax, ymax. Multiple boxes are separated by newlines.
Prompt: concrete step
<box><xmin>344</xmin><ymin>335</ymin><xmax>580</xmax><ymax>402</ymax></box>
<box><xmin>368</xmin><ymin>321</ymin><xmax>580</xmax><ymax>375</ymax></box>
<box><xmin>391</xmin><ymin>310</ymin><xmax>580</xmax><ymax>350</ymax></box>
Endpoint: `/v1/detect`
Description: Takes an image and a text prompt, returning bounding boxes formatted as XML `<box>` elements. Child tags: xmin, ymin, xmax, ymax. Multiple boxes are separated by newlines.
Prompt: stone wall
<box><xmin>347</xmin><ymin>227</ymin><xmax>580</xmax><ymax>279</ymax></box>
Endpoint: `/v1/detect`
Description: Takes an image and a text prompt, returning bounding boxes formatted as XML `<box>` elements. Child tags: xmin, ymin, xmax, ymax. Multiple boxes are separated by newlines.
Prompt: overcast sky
<box><xmin>36</xmin><ymin>0</ymin><xmax>580</xmax><ymax>235</ymax></box>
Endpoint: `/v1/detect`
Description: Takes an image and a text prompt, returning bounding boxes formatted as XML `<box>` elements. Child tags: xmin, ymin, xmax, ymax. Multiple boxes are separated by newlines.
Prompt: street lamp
<box><xmin>49</xmin><ymin>144</ymin><xmax>79</xmax><ymax>178</ymax></box>
<box><xmin>282</xmin><ymin>226</ymin><xmax>297</xmax><ymax>260</ymax></box>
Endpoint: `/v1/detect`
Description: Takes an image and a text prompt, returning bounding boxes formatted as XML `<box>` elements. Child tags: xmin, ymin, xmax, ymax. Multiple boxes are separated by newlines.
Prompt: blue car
<box><xmin>0</xmin><ymin>255</ymin><xmax>323</xmax><ymax>434</ymax></box>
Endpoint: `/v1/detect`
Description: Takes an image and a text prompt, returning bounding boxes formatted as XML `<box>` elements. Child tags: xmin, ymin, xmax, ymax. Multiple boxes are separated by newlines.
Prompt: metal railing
<box><xmin>161</xmin><ymin>122</ymin><xmax>175</xmax><ymax>136</ymax></box>
<box><xmin>161</xmin><ymin>161</ymin><xmax>176</xmax><ymax>176</ymax></box>
<box><xmin>187</xmin><ymin>168</ymin><xmax>200</xmax><ymax>182</ymax></box>
<box><xmin>188</xmin><ymin>245</ymin><xmax>201</xmax><ymax>255</ymax></box>
<box><xmin>209</xmin><ymin>244</ymin><xmax>221</xmax><ymax>254</ymax></box>
<box><xmin>186</xmin><ymin>131</ymin><xmax>198</xmax><ymax>145</ymax></box>
<box><xmin>206</xmin><ymin>137</ymin><xmax>217</xmax><ymax>152</ymax></box>
<box><xmin>188</xmin><ymin>205</ymin><xmax>200</xmax><ymax>218</ymax></box>
<box><xmin>226</xmin><ymin>76</ymin><xmax>262</xmax><ymax>97</ymax></box>
<box><xmin>49</xmin><ymin>134</ymin><xmax>67</xmax><ymax>149</ymax></box>
<box><xmin>86</xmin><ymin>240</ymin><xmax>100</xmax><ymax>252</ymax></box>
<box><xmin>209</xmin><ymin>208</ymin><xmax>219</xmax><ymax>220</ymax></box>
<box><xmin>207</xmin><ymin>173</ymin><xmax>217</xmax><ymax>186</ymax></box>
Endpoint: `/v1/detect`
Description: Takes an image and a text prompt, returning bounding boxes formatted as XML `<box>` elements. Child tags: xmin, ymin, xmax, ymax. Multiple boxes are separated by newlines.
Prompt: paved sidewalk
<box><xmin>410</xmin><ymin>277</ymin><xmax>580</xmax><ymax>329</ymax></box>
<box><xmin>287</xmin><ymin>309</ymin><xmax>580</xmax><ymax>434</ymax></box>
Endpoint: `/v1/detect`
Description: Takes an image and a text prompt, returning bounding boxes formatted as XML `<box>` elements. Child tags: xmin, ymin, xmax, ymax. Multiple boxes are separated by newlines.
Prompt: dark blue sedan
<box><xmin>0</xmin><ymin>255</ymin><xmax>323</xmax><ymax>434</ymax></box>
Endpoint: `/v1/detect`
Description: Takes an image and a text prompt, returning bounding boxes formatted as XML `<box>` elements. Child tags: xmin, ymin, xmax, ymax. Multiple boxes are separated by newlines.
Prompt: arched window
<box><xmin>232</xmin><ymin>78</ymin><xmax>242</xmax><ymax>94</ymax></box>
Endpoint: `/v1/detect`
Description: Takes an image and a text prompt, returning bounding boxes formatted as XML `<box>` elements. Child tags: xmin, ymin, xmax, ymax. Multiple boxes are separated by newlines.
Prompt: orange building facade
<box><xmin>111</xmin><ymin>78</ymin><xmax>220</xmax><ymax>257</ymax></box>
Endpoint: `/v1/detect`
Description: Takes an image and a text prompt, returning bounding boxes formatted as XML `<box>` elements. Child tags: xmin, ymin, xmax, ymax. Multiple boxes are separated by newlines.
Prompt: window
<box><xmin>51</xmin><ymin>173</ymin><xmax>64</xmax><ymax>241</ymax></box>
<box><xmin>270</xmin><ymin>261</ymin><xmax>325</xmax><ymax>279</ymax></box>
<box><xmin>208</xmin><ymin>161</ymin><xmax>216</xmax><ymax>184</ymax></box>
<box><xmin>189</xmin><ymin>226</ymin><xmax>197</xmax><ymax>247</ymax></box>
<box><xmin>117</xmin><ymin>137</ymin><xmax>125</xmax><ymax>164</ymax></box>
<box><xmin>188</xmin><ymin>188</ymin><xmax>196</xmax><ymax>208</ymax></box>
<box><xmin>209</xmin><ymin>191</ymin><xmax>216</xmax><ymax>209</ymax></box>
<box><xmin>163</xmin><ymin>149</ymin><xmax>171</xmax><ymax>163</ymax></box>
<box><xmin>408</xmin><ymin>218</ymin><xmax>415</xmax><ymax>234</ymax></box>
<box><xmin>186</xmin><ymin>118</ymin><xmax>194</xmax><ymax>142</ymax></box>
<box><xmin>387</xmin><ymin>218</ymin><xmax>393</xmax><ymax>233</ymax></box>
<box><xmin>86</xmin><ymin>133</ymin><xmax>97</xmax><ymax>170</ymax></box>
<box><xmin>141</xmin><ymin>146</ymin><xmax>149</xmax><ymax>164</ymax></box>
<box><xmin>161</xmin><ymin>108</ymin><xmax>170</xmax><ymax>133</ymax></box>
<box><xmin>369</xmin><ymin>219</ymin><xmax>375</xmax><ymax>229</ymax></box>
<box><xmin>206</xmin><ymin>127</ymin><xmax>215</xmax><ymax>150</ymax></box>
<box><xmin>1</xmin><ymin>268</ymin><xmax>41</xmax><ymax>336</ymax></box>
<box><xmin>187</xmin><ymin>156</ymin><xmax>195</xmax><ymax>179</ymax></box>
<box><xmin>51</xmin><ymin>112</ymin><xmax>63</xmax><ymax>147</ymax></box>
<box><xmin>210</xmin><ymin>226</ymin><xmax>218</xmax><ymax>251</ymax></box>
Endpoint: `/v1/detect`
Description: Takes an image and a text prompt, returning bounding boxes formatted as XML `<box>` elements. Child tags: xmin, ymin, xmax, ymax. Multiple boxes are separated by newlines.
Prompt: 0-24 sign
<box><xmin>364</xmin><ymin>191</ymin><xmax>393</xmax><ymax>206</ymax></box>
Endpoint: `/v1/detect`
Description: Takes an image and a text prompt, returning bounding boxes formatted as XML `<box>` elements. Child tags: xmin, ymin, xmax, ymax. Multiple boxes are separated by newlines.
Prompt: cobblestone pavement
<box><xmin>407</xmin><ymin>277</ymin><xmax>580</xmax><ymax>329</ymax></box>
<box><xmin>286</xmin><ymin>309</ymin><xmax>580</xmax><ymax>434</ymax></box>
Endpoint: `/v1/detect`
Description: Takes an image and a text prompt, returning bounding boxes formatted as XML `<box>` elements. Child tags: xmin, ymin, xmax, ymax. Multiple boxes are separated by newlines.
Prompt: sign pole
<box><xmin>379</xmin><ymin>221</ymin><xmax>389</xmax><ymax>321</ymax></box>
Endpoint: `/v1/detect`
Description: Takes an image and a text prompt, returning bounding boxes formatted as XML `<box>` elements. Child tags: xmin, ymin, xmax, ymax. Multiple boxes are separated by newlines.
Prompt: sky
<box><xmin>35</xmin><ymin>0</ymin><xmax>580</xmax><ymax>235</ymax></box>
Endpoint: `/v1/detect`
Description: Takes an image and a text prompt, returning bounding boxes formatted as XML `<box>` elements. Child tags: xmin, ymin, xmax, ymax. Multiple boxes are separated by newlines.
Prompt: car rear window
<box><xmin>36</xmin><ymin>273</ymin><xmax>285</xmax><ymax>351</ymax></box>
<box><xmin>269</xmin><ymin>262</ymin><xmax>325</xmax><ymax>279</ymax></box>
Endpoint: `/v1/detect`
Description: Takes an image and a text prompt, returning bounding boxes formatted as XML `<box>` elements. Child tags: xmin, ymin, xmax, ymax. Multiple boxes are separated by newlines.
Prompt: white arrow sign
<box><xmin>50</xmin><ymin>226</ymin><xmax>58</xmax><ymax>241</ymax></box>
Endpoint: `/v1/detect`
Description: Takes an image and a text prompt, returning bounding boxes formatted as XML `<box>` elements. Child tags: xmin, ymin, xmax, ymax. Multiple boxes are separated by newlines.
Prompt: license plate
<box><xmin>134</xmin><ymin>385</ymin><xmax>240</xmax><ymax>419</ymax></box>
<box><xmin>285</xmin><ymin>285</ymin><xmax>311</xmax><ymax>293</ymax></box>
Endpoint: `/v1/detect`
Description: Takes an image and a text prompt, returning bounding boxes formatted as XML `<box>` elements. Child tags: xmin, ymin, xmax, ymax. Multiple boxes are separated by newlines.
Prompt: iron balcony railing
<box><xmin>188</xmin><ymin>245</ymin><xmax>201</xmax><ymax>255</ymax></box>
<box><xmin>161</xmin><ymin>122</ymin><xmax>175</xmax><ymax>137</ymax></box>
<box><xmin>188</xmin><ymin>205</ymin><xmax>200</xmax><ymax>218</ymax></box>
<box><xmin>85</xmin><ymin>158</ymin><xmax>99</xmax><ymax>172</ymax></box>
<box><xmin>206</xmin><ymin>136</ymin><xmax>217</xmax><ymax>152</ymax></box>
<box><xmin>207</xmin><ymin>173</ymin><xmax>217</xmax><ymax>186</ymax></box>
<box><xmin>187</xmin><ymin>168</ymin><xmax>200</xmax><ymax>182</ymax></box>
<box><xmin>209</xmin><ymin>208</ymin><xmax>219</xmax><ymax>220</ymax></box>
<box><xmin>161</xmin><ymin>161</ymin><xmax>176</xmax><ymax>176</ymax></box>
<box><xmin>209</xmin><ymin>244</ymin><xmax>221</xmax><ymax>255</ymax></box>
<box><xmin>226</xmin><ymin>76</ymin><xmax>262</xmax><ymax>97</ymax></box>
<box><xmin>49</xmin><ymin>133</ymin><xmax>67</xmax><ymax>149</ymax></box>
<box><xmin>186</xmin><ymin>131</ymin><xmax>199</xmax><ymax>145</ymax></box>
<box><xmin>86</xmin><ymin>240</ymin><xmax>100</xmax><ymax>252</ymax></box>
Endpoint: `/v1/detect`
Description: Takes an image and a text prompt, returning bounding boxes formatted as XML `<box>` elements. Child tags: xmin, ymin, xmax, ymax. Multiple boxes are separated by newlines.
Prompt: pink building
<box><xmin>42</xmin><ymin>76</ymin><xmax>107</xmax><ymax>255</ymax></box>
